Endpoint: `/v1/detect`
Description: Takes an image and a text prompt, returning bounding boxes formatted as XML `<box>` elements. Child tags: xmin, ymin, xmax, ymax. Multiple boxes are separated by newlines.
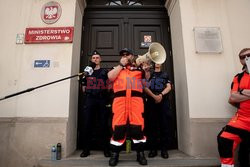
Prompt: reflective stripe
<box><xmin>132</xmin><ymin>137</ymin><xmax>146</xmax><ymax>144</ymax></box>
<box><xmin>221</xmin><ymin>164</ymin><xmax>234</xmax><ymax>167</ymax></box>
<box><xmin>110</xmin><ymin>139</ymin><xmax>124</xmax><ymax>146</ymax></box>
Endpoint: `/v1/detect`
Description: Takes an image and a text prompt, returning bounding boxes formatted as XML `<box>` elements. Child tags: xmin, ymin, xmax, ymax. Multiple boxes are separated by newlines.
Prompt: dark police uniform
<box><xmin>81</xmin><ymin>67</ymin><xmax>110</xmax><ymax>156</ymax></box>
<box><xmin>144</xmin><ymin>71</ymin><xmax>172</xmax><ymax>154</ymax></box>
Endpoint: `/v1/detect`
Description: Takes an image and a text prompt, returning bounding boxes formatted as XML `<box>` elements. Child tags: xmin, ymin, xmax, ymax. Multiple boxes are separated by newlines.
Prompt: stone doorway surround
<box><xmin>68</xmin><ymin>0</ymin><xmax>225</xmax><ymax>159</ymax></box>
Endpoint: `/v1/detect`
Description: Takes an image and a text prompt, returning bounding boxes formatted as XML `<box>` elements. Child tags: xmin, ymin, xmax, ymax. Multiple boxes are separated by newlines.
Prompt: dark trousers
<box><xmin>144</xmin><ymin>97</ymin><xmax>173</xmax><ymax>151</ymax></box>
<box><xmin>82</xmin><ymin>96</ymin><xmax>111</xmax><ymax>151</ymax></box>
<box><xmin>239</xmin><ymin>137</ymin><xmax>250</xmax><ymax>167</ymax></box>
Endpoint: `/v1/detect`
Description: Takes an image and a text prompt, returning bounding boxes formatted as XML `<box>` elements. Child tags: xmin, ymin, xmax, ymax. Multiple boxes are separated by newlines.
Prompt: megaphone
<box><xmin>136</xmin><ymin>42</ymin><xmax>166</xmax><ymax>65</ymax></box>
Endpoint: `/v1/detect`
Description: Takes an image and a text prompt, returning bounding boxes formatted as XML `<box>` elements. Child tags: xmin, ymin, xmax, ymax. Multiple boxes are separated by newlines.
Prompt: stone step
<box><xmin>38</xmin><ymin>150</ymin><xmax>220</xmax><ymax>167</ymax></box>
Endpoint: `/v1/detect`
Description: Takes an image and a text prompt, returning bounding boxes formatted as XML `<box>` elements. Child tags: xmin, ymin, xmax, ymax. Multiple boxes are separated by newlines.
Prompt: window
<box><xmin>107</xmin><ymin>0</ymin><xmax>142</xmax><ymax>6</ymax></box>
<box><xmin>87</xmin><ymin>0</ymin><xmax>165</xmax><ymax>6</ymax></box>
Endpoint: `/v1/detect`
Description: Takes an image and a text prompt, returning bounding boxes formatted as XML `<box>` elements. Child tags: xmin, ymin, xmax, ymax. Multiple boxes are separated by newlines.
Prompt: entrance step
<box><xmin>38</xmin><ymin>150</ymin><xmax>220</xmax><ymax>167</ymax></box>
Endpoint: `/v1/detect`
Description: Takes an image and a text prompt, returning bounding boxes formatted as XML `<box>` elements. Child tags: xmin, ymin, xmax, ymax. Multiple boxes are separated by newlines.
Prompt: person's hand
<box><xmin>142</xmin><ymin>62</ymin><xmax>151</xmax><ymax>72</ymax></box>
<box><xmin>120</xmin><ymin>57</ymin><xmax>128</xmax><ymax>66</ymax></box>
<box><xmin>153</xmin><ymin>94</ymin><xmax>162</xmax><ymax>103</ymax></box>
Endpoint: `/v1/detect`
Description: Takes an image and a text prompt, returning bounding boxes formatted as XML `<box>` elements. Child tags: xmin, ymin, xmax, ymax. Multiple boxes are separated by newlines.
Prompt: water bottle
<box><xmin>126</xmin><ymin>139</ymin><xmax>131</xmax><ymax>153</ymax></box>
<box><xmin>56</xmin><ymin>143</ymin><xmax>61</xmax><ymax>160</ymax></box>
<box><xmin>51</xmin><ymin>146</ymin><xmax>56</xmax><ymax>160</ymax></box>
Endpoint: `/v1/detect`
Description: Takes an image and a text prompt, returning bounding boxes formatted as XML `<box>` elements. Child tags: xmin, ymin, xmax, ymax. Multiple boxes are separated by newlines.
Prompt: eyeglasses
<box><xmin>120</xmin><ymin>53</ymin><xmax>130</xmax><ymax>56</ymax></box>
<box><xmin>239</xmin><ymin>53</ymin><xmax>250</xmax><ymax>60</ymax></box>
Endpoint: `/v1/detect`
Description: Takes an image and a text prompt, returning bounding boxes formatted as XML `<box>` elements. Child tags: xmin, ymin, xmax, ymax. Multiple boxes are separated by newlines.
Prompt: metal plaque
<box><xmin>194</xmin><ymin>27</ymin><xmax>223</xmax><ymax>53</ymax></box>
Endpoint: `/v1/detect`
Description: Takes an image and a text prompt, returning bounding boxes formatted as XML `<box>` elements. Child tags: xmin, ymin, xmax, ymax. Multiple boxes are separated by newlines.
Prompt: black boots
<box><xmin>148</xmin><ymin>150</ymin><xmax>158</xmax><ymax>158</ymax></box>
<box><xmin>109</xmin><ymin>144</ymin><xmax>121</xmax><ymax>166</ymax></box>
<box><xmin>104</xmin><ymin>149</ymin><xmax>111</xmax><ymax>157</ymax></box>
<box><xmin>80</xmin><ymin>149</ymin><xmax>111</xmax><ymax>158</ymax></box>
<box><xmin>109</xmin><ymin>143</ymin><xmax>147</xmax><ymax>166</ymax></box>
<box><xmin>80</xmin><ymin>149</ymin><xmax>90</xmax><ymax>157</ymax></box>
<box><xmin>109</xmin><ymin>151</ymin><xmax>147</xmax><ymax>166</ymax></box>
<box><xmin>161</xmin><ymin>150</ymin><xmax>169</xmax><ymax>159</ymax></box>
<box><xmin>109</xmin><ymin>152</ymin><xmax>119</xmax><ymax>166</ymax></box>
<box><xmin>137</xmin><ymin>152</ymin><xmax>148</xmax><ymax>165</ymax></box>
<box><xmin>148</xmin><ymin>150</ymin><xmax>169</xmax><ymax>159</ymax></box>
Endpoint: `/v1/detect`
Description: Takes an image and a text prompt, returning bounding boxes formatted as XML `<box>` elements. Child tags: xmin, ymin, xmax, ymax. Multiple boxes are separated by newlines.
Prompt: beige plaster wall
<box><xmin>178</xmin><ymin>0</ymin><xmax>236</xmax><ymax>119</ymax></box>
<box><xmin>168</xmin><ymin>0</ymin><xmax>250</xmax><ymax>157</ymax></box>
<box><xmin>0</xmin><ymin>0</ymin><xmax>77</xmax><ymax>118</ymax></box>
<box><xmin>0</xmin><ymin>0</ymin><xmax>83</xmax><ymax>166</ymax></box>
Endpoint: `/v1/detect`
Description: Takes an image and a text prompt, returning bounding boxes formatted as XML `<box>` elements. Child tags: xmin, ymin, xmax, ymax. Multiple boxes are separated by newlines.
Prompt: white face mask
<box><xmin>245</xmin><ymin>56</ymin><xmax>250</xmax><ymax>73</ymax></box>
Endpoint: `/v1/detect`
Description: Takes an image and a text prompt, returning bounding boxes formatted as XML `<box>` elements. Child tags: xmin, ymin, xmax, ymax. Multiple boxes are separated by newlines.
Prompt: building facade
<box><xmin>0</xmin><ymin>0</ymin><xmax>250</xmax><ymax>166</ymax></box>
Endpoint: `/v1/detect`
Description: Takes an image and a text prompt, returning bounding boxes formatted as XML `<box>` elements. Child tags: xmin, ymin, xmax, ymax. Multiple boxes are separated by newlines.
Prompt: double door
<box><xmin>78</xmin><ymin>7</ymin><xmax>177</xmax><ymax>149</ymax></box>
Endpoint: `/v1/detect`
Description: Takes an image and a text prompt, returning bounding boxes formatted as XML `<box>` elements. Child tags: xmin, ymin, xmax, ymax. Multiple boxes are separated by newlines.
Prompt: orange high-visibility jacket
<box><xmin>112</xmin><ymin>67</ymin><xmax>144</xmax><ymax>130</ymax></box>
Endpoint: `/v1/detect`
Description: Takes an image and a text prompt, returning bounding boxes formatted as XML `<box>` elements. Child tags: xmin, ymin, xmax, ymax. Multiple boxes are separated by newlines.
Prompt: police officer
<box><xmin>144</xmin><ymin>63</ymin><xmax>172</xmax><ymax>159</ymax></box>
<box><xmin>80</xmin><ymin>50</ymin><xmax>111</xmax><ymax>158</ymax></box>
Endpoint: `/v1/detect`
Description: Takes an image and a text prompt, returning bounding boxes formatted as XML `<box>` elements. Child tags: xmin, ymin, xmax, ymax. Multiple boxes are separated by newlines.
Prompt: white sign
<box><xmin>16</xmin><ymin>33</ymin><xmax>24</xmax><ymax>44</ymax></box>
<box><xmin>144</xmin><ymin>35</ymin><xmax>152</xmax><ymax>43</ymax></box>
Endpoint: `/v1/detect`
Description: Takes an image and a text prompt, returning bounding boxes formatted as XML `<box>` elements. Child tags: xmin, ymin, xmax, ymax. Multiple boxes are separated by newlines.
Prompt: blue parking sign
<box><xmin>34</xmin><ymin>60</ymin><xmax>50</xmax><ymax>68</ymax></box>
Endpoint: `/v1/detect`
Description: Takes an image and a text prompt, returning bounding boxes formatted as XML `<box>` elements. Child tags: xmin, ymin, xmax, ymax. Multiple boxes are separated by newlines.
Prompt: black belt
<box><xmin>114</xmin><ymin>90</ymin><xmax>143</xmax><ymax>98</ymax></box>
<box><xmin>224</xmin><ymin>125</ymin><xmax>250</xmax><ymax>138</ymax></box>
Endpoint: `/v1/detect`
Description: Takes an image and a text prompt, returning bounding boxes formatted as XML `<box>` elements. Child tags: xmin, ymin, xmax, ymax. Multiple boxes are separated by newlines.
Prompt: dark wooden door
<box><xmin>78</xmin><ymin>7</ymin><xmax>177</xmax><ymax>150</ymax></box>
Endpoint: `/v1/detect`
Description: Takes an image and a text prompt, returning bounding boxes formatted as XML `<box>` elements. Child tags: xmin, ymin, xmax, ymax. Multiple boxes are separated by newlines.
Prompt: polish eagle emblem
<box><xmin>44</xmin><ymin>6</ymin><xmax>58</xmax><ymax>20</ymax></box>
<box><xmin>41</xmin><ymin>1</ymin><xmax>62</xmax><ymax>24</ymax></box>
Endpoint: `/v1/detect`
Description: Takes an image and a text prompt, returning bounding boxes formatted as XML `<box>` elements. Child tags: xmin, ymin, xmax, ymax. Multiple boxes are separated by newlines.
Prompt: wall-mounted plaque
<box><xmin>194</xmin><ymin>27</ymin><xmax>223</xmax><ymax>54</ymax></box>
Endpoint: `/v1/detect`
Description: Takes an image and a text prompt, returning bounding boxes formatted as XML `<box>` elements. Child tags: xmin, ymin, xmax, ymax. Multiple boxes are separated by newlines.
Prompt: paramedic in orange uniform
<box><xmin>217</xmin><ymin>48</ymin><xmax>250</xmax><ymax>167</ymax></box>
<box><xmin>108</xmin><ymin>48</ymin><xmax>147</xmax><ymax>166</ymax></box>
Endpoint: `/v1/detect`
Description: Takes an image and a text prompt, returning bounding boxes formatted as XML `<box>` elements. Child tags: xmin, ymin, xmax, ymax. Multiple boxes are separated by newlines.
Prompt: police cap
<box><xmin>92</xmin><ymin>50</ymin><xmax>101</xmax><ymax>56</ymax></box>
<box><xmin>119</xmin><ymin>48</ymin><xmax>134</xmax><ymax>56</ymax></box>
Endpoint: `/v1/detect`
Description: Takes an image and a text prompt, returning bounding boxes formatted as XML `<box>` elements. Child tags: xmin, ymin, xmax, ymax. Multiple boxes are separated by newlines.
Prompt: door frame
<box><xmin>77</xmin><ymin>5</ymin><xmax>177</xmax><ymax>149</ymax></box>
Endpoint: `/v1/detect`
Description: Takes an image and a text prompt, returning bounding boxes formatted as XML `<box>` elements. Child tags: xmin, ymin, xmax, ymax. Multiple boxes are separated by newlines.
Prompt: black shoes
<box><xmin>148</xmin><ymin>150</ymin><xmax>158</xmax><ymax>158</ymax></box>
<box><xmin>148</xmin><ymin>150</ymin><xmax>169</xmax><ymax>159</ymax></box>
<box><xmin>137</xmin><ymin>152</ymin><xmax>148</xmax><ymax>165</ymax></box>
<box><xmin>109</xmin><ymin>151</ymin><xmax>148</xmax><ymax>166</ymax></box>
<box><xmin>80</xmin><ymin>149</ymin><xmax>111</xmax><ymax>158</ymax></box>
<box><xmin>104</xmin><ymin>149</ymin><xmax>111</xmax><ymax>157</ymax></box>
<box><xmin>109</xmin><ymin>152</ymin><xmax>119</xmax><ymax>166</ymax></box>
<box><xmin>161</xmin><ymin>150</ymin><xmax>169</xmax><ymax>159</ymax></box>
<box><xmin>80</xmin><ymin>149</ymin><xmax>90</xmax><ymax>157</ymax></box>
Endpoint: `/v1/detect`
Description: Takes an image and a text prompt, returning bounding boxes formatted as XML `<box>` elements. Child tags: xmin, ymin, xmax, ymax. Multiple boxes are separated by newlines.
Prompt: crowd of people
<box><xmin>80</xmin><ymin>47</ymin><xmax>250</xmax><ymax>167</ymax></box>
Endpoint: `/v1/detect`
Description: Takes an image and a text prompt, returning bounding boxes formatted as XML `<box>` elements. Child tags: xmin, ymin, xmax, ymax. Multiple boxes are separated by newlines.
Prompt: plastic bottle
<box><xmin>51</xmin><ymin>146</ymin><xmax>57</xmax><ymax>160</ymax></box>
<box><xmin>56</xmin><ymin>143</ymin><xmax>61</xmax><ymax>160</ymax></box>
<box><xmin>126</xmin><ymin>139</ymin><xmax>131</xmax><ymax>153</ymax></box>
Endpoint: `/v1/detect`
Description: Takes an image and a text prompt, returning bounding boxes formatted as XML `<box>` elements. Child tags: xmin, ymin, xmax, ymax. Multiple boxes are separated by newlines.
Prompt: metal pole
<box><xmin>0</xmin><ymin>72</ymin><xmax>84</xmax><ymax>101</ymax></box>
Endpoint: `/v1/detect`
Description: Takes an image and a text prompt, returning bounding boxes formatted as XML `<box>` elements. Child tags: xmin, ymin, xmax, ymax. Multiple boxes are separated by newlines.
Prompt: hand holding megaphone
<box><xmin>136</xmin><ymin>42</ymin><xmax>166</xmax><ymax>66</ymax></box>
<box><xmin>120</xmin><ymin>56</ymin><xmax>129</xmax><ymax>67</ymax></box>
